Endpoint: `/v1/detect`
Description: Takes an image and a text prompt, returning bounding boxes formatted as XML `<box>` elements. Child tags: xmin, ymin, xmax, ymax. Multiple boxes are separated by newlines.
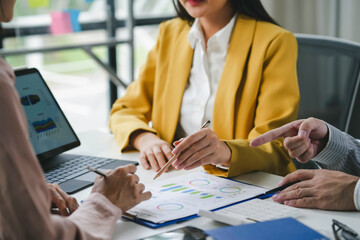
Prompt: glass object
<box><xmin>332</xmin><ymin>219</ymin><xmax>360</xmax><ymax>240</ymax></box>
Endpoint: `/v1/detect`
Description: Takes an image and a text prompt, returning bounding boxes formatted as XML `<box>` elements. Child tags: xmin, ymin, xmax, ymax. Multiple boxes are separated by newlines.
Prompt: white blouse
<box><xmin>175</xmin><ymin>15</ymin><xmax>237</xmax><ymax>139</ymax></box>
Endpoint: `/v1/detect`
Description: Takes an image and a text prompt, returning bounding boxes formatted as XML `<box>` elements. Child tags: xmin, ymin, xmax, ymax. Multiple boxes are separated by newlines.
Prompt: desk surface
<box><xmin>70</xmin><ymin>130</ymin><xmax>360</xmax><ymax>240</ymax></box>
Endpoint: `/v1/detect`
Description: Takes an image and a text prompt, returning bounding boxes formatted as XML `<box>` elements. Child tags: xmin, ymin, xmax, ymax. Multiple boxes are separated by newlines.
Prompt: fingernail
<box><xmin>298</xmin><ymin>130</ymin><xmax>307</xmax><ymax>138</ymax></box>
<box><xmin>272</xmin><ymin>194</ymin><xmax>279</xmax><ymax>201</ymax></box>
<box><xmin>278</xmin><ymin>180</ymin><xmax>284</xmax><ymax>186</ymax></box>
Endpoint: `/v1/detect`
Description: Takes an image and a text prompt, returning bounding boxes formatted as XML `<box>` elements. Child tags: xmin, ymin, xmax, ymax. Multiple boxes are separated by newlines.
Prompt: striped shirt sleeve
<box><xmin>312</xmin><ymin>123</ymin><xmax>360</xmax><ymax>210</ymax></box>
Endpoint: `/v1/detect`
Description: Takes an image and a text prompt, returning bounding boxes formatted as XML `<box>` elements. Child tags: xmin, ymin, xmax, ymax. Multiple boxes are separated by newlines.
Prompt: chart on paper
<box><xmin>126</xmin><ymin>172</ymin><xmax>265</xmax><ymax>223</ymax></box>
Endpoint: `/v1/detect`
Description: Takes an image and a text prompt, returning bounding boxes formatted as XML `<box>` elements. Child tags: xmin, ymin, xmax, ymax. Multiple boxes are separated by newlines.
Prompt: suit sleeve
<box><xmin>312</xmin><ymin>124</ymin><xmax>360</xmax><ymax>211</ymax></box>
<box><xmin>109</xmin><ymin>24</ymin><xmax>165</xmax><ymax>151</ymax></box>
<box><xmin>204</xmin><ymin>32</ymin><xmax>299</xmax><ymax>177</ymax></box>
<box><xmin>313</xmin><ymin>123</ymin><xmax>360</xmax><ymax>176</ymax></box>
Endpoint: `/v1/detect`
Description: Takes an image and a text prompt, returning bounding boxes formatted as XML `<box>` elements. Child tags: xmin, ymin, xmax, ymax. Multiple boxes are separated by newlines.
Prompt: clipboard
<box><xmin>122</xmin><ymin>175</ymin><xmax>271</xmax><ymax>228</ymax></box>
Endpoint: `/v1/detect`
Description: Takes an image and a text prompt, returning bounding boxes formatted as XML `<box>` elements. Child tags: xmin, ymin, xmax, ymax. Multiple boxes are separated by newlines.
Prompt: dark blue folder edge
<box><xmin>122</xmin><ymin>174</ymin><xmax>272</xmax><ymax>228</ymax></box>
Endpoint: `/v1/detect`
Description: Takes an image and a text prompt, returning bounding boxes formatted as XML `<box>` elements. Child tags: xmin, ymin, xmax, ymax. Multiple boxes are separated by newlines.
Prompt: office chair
<box><xmin>346</xmin><ymin>73</ymin><xmax>360</xmax><ymax>139</ymax></box>
<box><xmin>294</xmin><ymin>34</ymin><xmax>360</xmax><ymax>169</ymax></box>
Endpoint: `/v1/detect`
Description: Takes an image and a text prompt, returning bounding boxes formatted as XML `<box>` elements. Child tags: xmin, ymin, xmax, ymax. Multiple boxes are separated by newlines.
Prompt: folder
<box><xmin>205</xmin><ymin>217</ymin><xmax>329</xmax><ymax>240</ymax></box>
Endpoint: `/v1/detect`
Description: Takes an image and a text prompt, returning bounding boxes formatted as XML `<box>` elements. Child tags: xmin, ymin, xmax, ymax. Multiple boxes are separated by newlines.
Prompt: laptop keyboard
<box><xmin>45</xmin><ymin>156</ymin><xmax>116</xmax><ymax>184</ymax></box>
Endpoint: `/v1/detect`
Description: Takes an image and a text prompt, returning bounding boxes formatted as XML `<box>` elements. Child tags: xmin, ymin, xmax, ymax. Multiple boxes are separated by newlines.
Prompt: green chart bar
<box><xmin>190</xmin><ymin>191</ymin><xmax>201</xmax><ymax>195</ymax></box>
<box><xmin>201</xmin><ymin>195</ymin><xmax>214</xmax><ymax>199</ymax></box>
<box><xmin>172</xmin><ymin>187</ymin><xmax>188</xmax><ymax>192</ymax></box>
<box><xmin>162</xmin><ymin>183</ymin><xmax>176</xmax><ymax>188</ymax></box>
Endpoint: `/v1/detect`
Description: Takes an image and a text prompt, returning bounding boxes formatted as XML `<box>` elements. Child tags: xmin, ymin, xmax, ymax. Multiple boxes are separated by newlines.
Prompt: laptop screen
<box><xmin>14</xmin><ymin>68</ymin><xmax>80</xmax><ymax>161</ymax></box>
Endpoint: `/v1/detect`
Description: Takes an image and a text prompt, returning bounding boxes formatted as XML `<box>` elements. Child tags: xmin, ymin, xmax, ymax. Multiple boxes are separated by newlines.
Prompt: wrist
<box><xmin>318</xmin><ymin>124</ymin><xmax>330</xmax><ymax>153</ymax></box>
<box><xmin>220</xmin><ymin>141</ymin><xmax>232</xmax><ymax>167</ymax></box>
<box><xmin>130</xmin><ymin>130</ymin><xmax>157</xmax><ymax>150</ymax></box>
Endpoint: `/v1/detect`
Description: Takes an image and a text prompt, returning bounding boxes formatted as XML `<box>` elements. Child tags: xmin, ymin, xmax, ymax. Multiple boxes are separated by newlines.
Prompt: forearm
<box><xmin>109</xmin><ymin>111</ymin><xmax>158</xmax><ymax>151</ymax></box>
<box><xmin>68</xmin><ymin>193</ymin><xmax>122</xmax><ymax>239</ymax></box>
<box><xmin>203</xmin><ymin>139</ymin><xmax>296</xmax><ymax>178</ymax></box>
<box><xmin>0</xmin><ymin>72</ymin><xmax>122</xmax><ymax>239</ymax></box>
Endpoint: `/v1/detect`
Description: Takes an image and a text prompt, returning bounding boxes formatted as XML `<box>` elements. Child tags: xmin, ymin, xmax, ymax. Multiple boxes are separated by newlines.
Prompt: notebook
<box><xmin>14</xmin><ymin>68</ymin><xmax>137</xmax><ymax>194</ymax></box>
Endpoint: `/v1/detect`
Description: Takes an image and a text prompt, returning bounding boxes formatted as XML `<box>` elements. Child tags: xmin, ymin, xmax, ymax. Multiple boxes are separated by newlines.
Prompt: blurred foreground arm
<box><xmin>0</xmin><ymin>58</ymin><xmax>151</xmax><ymax>239</ymax></box>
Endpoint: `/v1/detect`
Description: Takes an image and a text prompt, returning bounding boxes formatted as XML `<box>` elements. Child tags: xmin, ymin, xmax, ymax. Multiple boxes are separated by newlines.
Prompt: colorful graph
<box><xmin>157</xmin><ymin>203</ymin><xmax>184</xmax><ymax>211</ymax></box>
<box><xmin>32</xmin><ymin>118</ymin><xmax>57</xmax><ymax>133</ymax></box>
<box><xmin>126</xmin><ymin>172</ymin><xmax>265</xmax><ymax>224</ymax></box>
<box><xmin>189</xmin><ymin>179</ymin><xmax>210</xmax><ymax>186</ymax></box>
<box><xmin>21</xmin><ymin>95</ymin><xmax>40</xmax><ymax>106</ymax></box>
<box><xmin>219</xmin><ymin>187</ymin><xmax>241</xmax><ymax>193</ymax></box>
<box><xmin>160</xmin><ymin>182</ymin><xmax>222</xmax><ymax>200</ymax></box>
<box><xmin>160</xmin><ymin>185</ymin><xmax>183</xmax><ymax>192</ymax></box>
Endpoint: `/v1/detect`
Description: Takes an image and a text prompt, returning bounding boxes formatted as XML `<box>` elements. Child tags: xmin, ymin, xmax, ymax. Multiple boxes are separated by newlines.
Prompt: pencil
<box><xmin>153</xmin><ymin>120</ymin><xmax>211</xmax><ymax>180</ymax></box>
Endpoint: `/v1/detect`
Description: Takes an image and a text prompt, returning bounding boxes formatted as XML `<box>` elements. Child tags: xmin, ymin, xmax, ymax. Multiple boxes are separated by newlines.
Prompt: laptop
<box><xmin>14</xmin><ymin>68</ymin><xmax>137</xmax><ymax>194</ymax></box>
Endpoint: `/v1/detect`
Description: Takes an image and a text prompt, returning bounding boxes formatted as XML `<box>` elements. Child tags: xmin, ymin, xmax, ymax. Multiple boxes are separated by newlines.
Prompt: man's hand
<box><xmin>250</xmin><ymin>118</ymin><xmax>329</xmax><ymax>163</ymax></box>
<box><xmin>272</xmin><ymin>169</ymin><xmax>359</xmax><ymax>210</ymax></box>
<box><xmin>48</xmin><ymin>183</ymin><xmax>79</xmax><ymax>216</ymax></box>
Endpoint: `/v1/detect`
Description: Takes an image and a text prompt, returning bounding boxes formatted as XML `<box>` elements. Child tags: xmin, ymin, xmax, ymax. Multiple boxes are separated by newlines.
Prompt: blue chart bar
<box><xmin>160</xmin><ymin>185</ymin><xmax>182</xmax><ymax>192</ymax></box>
<box><xmin>201</xmin><ymin>193</ymin><xmax>208</xmax><ymax>196</ymax></box>
<box><xmin>182</xmin><ymin>189</ymin><xmax>194</xmax><ymax>193</ymax></box>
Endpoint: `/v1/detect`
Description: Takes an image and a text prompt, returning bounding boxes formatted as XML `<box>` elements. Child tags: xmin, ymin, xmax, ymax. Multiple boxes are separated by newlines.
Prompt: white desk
<box><xmin>71</xmin><ymin>130</ymin><xmax>360</xmax><ymax>240</ymax></box>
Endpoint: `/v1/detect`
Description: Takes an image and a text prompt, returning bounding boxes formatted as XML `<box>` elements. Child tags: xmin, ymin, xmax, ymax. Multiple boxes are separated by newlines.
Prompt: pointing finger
<box><xmin>250</xmin><ymin>120</ymin><xmax>303</xmax><ymax>147</ymax></box>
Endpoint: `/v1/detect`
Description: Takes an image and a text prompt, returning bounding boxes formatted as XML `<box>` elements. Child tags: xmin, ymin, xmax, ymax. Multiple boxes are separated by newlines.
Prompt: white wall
<box><xmin>262</xmin><ymin>0</ymin><xmax>360</xmax><ymax>43</ymax></box>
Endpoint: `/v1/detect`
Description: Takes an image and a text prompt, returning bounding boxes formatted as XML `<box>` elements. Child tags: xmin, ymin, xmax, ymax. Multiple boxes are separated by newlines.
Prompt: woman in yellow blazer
<box><xmin>110</xmin><ymin>0</ymin><xmax>299</xmax><ymax>178</ymax></box>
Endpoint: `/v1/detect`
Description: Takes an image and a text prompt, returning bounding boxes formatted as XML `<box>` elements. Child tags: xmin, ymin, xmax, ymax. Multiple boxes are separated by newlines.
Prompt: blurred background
<box><xmin>1</xmin><ymin>0</ymin><xmax>359</xmax><ymax>134</ymax></box>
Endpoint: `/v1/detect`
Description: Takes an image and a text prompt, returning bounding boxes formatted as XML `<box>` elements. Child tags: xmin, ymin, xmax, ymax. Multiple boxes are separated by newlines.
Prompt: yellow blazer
<box><xmin>110</xmin><ymin>15</ymin><xmax>300</xmax><ymax>177</ymax></box>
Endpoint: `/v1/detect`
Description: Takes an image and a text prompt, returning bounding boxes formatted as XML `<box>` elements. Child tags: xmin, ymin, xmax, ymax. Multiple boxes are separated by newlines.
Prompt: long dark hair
<box><xmin>172</xmin><ymin>0</ymin><xmax>278</xmax><ymax>26</ymax></box>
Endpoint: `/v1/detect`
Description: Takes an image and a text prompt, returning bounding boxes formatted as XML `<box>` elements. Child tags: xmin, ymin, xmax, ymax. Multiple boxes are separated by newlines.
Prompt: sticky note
<box><xmin>50</xmin><ymin>12</ymin><xmax>73</xmax><ymax>35</ymax></box>
<box><xmin>65</xmin><ymin>9</ymin><xmax>81</xmax><ymax>32</ymax></box>
<box><xmin>28</xmin><ymin>0</ymin><xmax>49</xmax><ymax>8</ymax></box>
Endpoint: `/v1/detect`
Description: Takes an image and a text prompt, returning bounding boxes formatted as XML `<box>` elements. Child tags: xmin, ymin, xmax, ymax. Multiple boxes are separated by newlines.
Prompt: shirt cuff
<box><xmin>81</xmin><ymin>192</ymin><xmax>122</xmax><ymax>218</ymax></box>
<box><xmin>354</xmin><ymin>180</ymin><xmax>360</xmax><ymax>211</ymax></box>
<box><xmin>312</xmin><ymin>123</ymin><xmax>348</xmax><ymax>166</ymax></box>
<box><xmin>215</xmin><ymin>164</ymin><xmax>229</xmax><ymax>170</ymax></box>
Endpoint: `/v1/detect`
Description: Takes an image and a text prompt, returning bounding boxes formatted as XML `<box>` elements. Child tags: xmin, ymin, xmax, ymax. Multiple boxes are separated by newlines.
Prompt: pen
<box><xmin>87</xmin><ymin>166</ymin><xmax>107</xmax><ymax>178</ymax></box>
<box><xmin>265</xmin><ymin>180</ymin><xmax>301</xmax><ymax>195</ymax></box>
<box><xmin>253</xmin><ymin>180</ymin><xmax>301</xmax><ymax>199</ymax></box>
<box><xmin>153</xmin><ymin>120</ymin><xmax>211</xmax><ymax>180</ymax></box>
<box><xmin>87</xmin><ymin>162</ymin><xmax>139</xmax><ymax>178</ymax></box>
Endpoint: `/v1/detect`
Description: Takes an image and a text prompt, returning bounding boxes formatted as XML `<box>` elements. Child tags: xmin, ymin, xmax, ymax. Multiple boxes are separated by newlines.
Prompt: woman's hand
<box><xmin>91</xmin><ymin>165</ymin><xmax>151</xmax><ymax>212</ymax></box>
<box><xmin>172</xmin><ymin>128</ymin><xmax>231</xmax><ymax>170</ymax></box>
<box><xmin>131</xmin><ymin>131</ymin><xmax>174</xmax><ymax>171</ymax></box>
<box><xmin>48</xmin><ymin>183</ymin><xmax>79</xmax><ymax>216</ymax></box>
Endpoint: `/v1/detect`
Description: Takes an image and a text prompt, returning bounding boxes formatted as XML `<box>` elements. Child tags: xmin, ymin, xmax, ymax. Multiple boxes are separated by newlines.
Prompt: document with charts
<box><xmin>126</xmin><ymin>172</ymin><xmax>265</xmax><ymax>223</ymax></box>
